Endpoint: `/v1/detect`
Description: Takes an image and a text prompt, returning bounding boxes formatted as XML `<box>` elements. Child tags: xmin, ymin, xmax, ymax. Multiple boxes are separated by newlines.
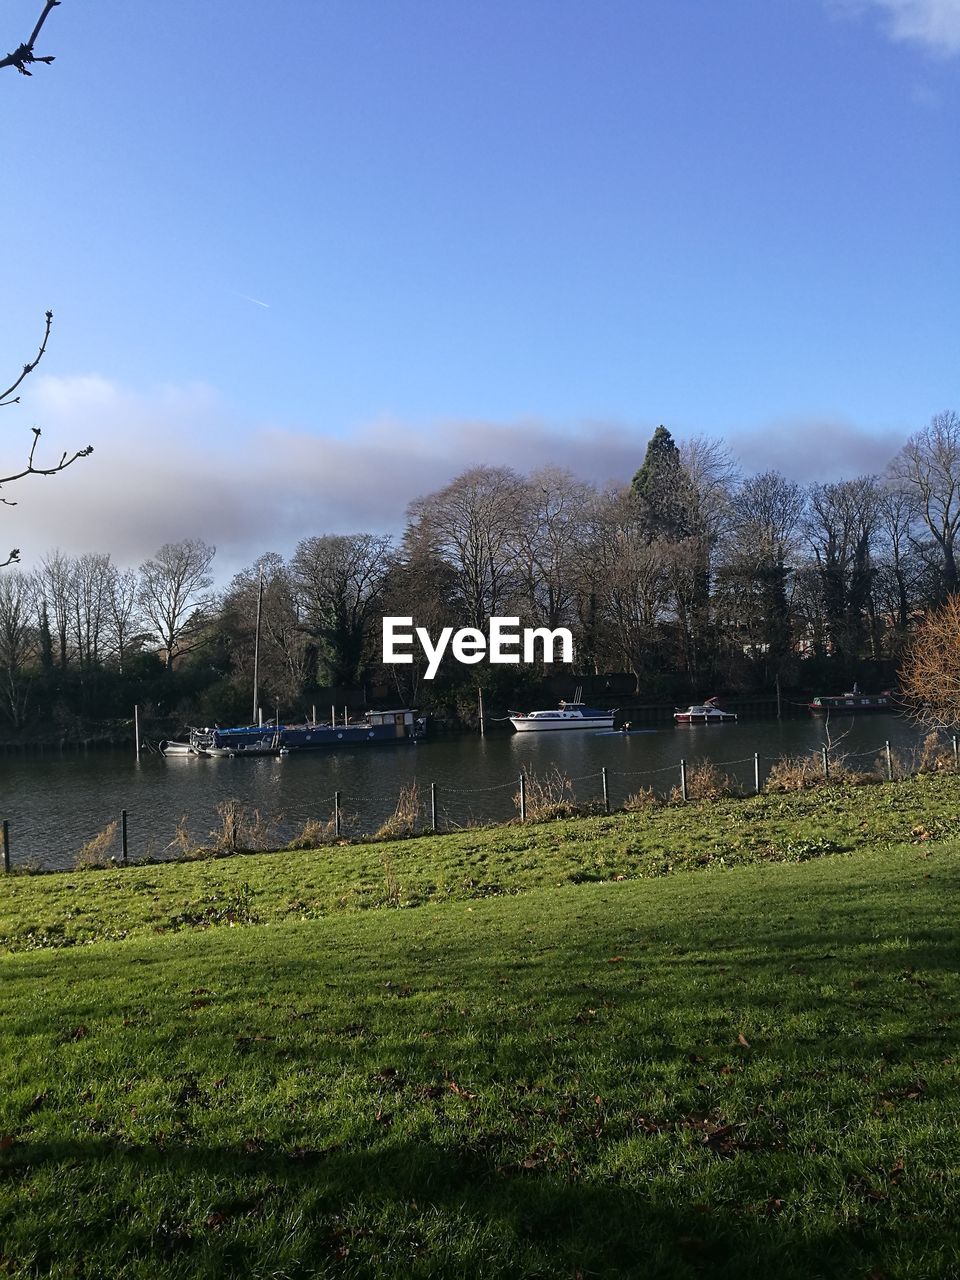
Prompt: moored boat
<box><xmin>166</xmin><ymin>709</ymin><xmax>425</xmax><ymax>758</ymax></box>
<box><xmin>508</xmin><ymin>700</ymin><xmax>616</xmax><ymax>732</ymax></box>
<box><xmin>674</xmin><ymin>698</ymin><xmax>736</xmax><ymax>724</ymax></box>
<box><xmin>809</xmin><ymin>691</ymin><xmax>894</xmax><ymax>715</ymax></box>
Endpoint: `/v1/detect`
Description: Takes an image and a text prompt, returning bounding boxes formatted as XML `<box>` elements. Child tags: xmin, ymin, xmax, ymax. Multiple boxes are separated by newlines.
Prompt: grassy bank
<box><xmin>2</xmin><ymin>772</ymin><xmax>959</xmax><ymax>953</ymax></box>
<box><xmin>1</xmin><ymin>777</ymin><xmax>958</xmax><ymax>1277</ymax></box>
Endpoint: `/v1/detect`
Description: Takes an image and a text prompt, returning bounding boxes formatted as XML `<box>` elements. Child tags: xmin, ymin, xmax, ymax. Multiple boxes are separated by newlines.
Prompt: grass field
<box><xmin>1</xmin><ymin>776</ymin><xmax>959</xmax><ymax>1277</ymax></box>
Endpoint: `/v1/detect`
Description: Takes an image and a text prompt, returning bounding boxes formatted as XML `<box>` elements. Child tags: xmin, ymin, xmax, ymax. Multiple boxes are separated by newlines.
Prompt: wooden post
<box><xmin>430</xmin><ymin>782</ymin><xmax>438</xmax><ymax>833</ymax></box>
<box><xmin>953</xmin><ymin>735</ymin><xmax>958</xmax><ymax>770</ymax></box>
<box><xmin>478</xmin><ymin>687</ymin><xmax>485</xmax><ymax>736</ymax></box>
<box><xmin>519</xmin><ymin>773</ymin><xmax>526</xmax><ymax>822</ymax></box>
<box><xmin>134</xmin><ymin>705</ymin><xmax>140</xmax><ymax>762</ymax></box>
<box><xmin>2</xmin><ymin>820</ymin><xmax>9</xmax><ymax>874</ymax></box>
<box><xmin>601</xmin><ymin>766</ymin><xmax>609</xmax><ymax>814</ymax></box>
<box><xmin>754</xmin><ymin>752</ymin><xmax>760</xmax><ymax>795</ymax></box>
<box><xmin>822</xmin><ymin>745</ymin><xmax>829</xmax><ymax>779</ymax></box>
<box><xmin>885</xmin><ymin>740</ymin><xmax>893</xmax><ymax>781</ymax></box>
<box><xmin>334</xmin><ymin>791</ymin><xmax>342</xmax><ymax>838</ymax></box>
<box><xmin>121</xmin><ymin>809</ymin><xmax>128</xmax><ymax>865</ymax></box>
<box><xmin>680</xmin><ymin>758</ymin><xmax>688</xmax><ymax>802</ymax></box>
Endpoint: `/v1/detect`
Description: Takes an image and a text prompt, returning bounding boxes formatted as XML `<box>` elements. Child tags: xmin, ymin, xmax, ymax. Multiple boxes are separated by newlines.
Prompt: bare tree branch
<box><xmin>0</xmin><ymin>309</ymin><xmax>53</xmax><ymax>407</ymax></box>
<box><xmin>1</xmin><ymin>311</ymin><xmax>94</xmax><ymax>565</ymax></box>
<box><xmin>0</xmin><ymin>0</ymin><xmax>61</xmax><ymax>75</ymax></box>
<box><xmin>1</xmin><ymin>427</ymin><xmax>93</xmax><ymax>488</ymax></box>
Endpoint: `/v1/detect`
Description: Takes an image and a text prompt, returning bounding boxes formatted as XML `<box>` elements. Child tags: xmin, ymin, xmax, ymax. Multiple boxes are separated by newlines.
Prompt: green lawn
<box><xmin>1</xmin><ymin>778</ymin><xmax>959</xmax><ymax>1277</ymax></box>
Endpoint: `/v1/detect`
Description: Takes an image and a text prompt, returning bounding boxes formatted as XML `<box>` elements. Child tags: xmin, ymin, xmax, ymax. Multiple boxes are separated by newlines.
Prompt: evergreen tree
<box><xmin>630</xmin><ymin>426</ymin><xmax>690</xmax><ymax>542</ymax></box>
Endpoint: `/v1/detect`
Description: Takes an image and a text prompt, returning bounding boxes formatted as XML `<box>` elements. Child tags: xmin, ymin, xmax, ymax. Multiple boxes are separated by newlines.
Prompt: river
<box><xmin>0</xmin><ymin>712</ymin><xmax>936</xmax><ymax>872</ymax></box>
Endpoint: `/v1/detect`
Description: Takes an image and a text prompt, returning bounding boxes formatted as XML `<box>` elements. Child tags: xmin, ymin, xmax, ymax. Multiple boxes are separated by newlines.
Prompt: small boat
<box><xmin>809</xmin><ymin>690</ymin><xmax>894</xmax><ymax>715</ymax></box>
<box><xmin>674</xmin><ymin>698</ymin><xmax>737</xmax><ymax>724</ymax></box>
<box><xmin>158</xmin><ymin>740</ymin><xmax>194</xmax><ymax>756</ymax></box>
<box><xmin>509</xmin><ymin>697</ymin><xmax>616</xmax><ymax>732</ymax></box>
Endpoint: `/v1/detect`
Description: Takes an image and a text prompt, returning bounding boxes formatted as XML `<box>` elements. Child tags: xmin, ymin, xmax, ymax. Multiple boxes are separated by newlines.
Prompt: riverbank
<box><xmin>1</xmin><ymin>785</ymin><xmax>957</xmax><ymax>1278</ymax></box>
<box><xmin>3</xmin><ymin>771</ymin><xmax>959</xmax><ymax>950</ymax></box>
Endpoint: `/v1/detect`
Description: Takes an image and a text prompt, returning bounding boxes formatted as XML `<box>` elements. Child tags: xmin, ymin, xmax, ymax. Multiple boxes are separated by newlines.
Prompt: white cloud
<box><xmin>2</xmin><ymin>375</ymin><xmax>908</xmax><ymax>582</ymax></box>
<box><xmin>834</xmin><ymin>0</ymin><xmax>960</xmax><ymax>55</ymax></box>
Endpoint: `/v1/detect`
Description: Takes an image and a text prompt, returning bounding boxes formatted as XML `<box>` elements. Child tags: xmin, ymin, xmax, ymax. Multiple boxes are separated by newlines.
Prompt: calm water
<box><xmin>0</xmin><ymin>713</ymin><xmax>933</xmax><ymax>871</ymax></box>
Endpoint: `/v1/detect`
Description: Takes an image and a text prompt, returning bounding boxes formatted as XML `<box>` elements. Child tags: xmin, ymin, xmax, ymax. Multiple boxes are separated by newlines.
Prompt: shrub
<box><xmin>375</xmin><ymin>783</ymin><xmax>421</xmax><ymax>840</ymax></box>
<box><xmin>288</xmin><ymin>816</ymin><xmax>338</xmax><ymax>849</ymax></box>
<box><xmin>515</xmin><ymin>767</ymin><xmax>580</xmax><ymax>822</ymax></box>
<box><xmin>671</xmin><ymin>759</ymin><xmax>741</xmax><ymax>802</ymax></box>
<box><xmin>622</xmin><ymin>785</ymin><xmax>659</xmax><ymax>811</ymax></box>
<box><xmin>765</xmin><ymin>753</ymin><xmax>827</xmax><ymax>792</ymax></box>
<box><xmin>914</xmin><ymin>731</ymin><xmax>955</xmax><ymax>774</ymax></box>
<box><xmin>166</xmin><ymin>813</ymin><xmax>194</xmax><ymax>858</ymax></box>
<box><xmin>74</xmin><ymin>821</ymin><xmax>119</xmax><ymax>869</ymax></box>
<box><xmin>208</xmin><ymin>800</ymin><xmax>278</xmax><ymax>853</ymax></box>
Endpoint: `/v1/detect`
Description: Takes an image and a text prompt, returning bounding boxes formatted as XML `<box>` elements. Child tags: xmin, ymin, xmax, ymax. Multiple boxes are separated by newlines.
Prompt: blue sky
<box><xmin>1</xmin><ymin>0</ymin><xmax>958</xmax><ymax>573</ymax></box>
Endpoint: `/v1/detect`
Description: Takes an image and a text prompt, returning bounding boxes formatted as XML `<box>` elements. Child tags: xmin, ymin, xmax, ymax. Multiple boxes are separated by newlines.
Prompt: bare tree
<box><xmin>138</xmin><ymin>540</ymin><xmax>216</xmax><ymax>669</ymax></box>
<box><xmin>715</xmin><ymin>470</ymin><xmax>807</xmax><ymax>673</ymax></box>
<box><xmin>68</xmin><ymin>552</ymin><xmax>111</xmax><ymax>671</ymax></box>
<box><xmin>804</xmin><ymin>476</ymin><xmax>881</xmax><ymax>662</ymax></box>
<box><xmin>578</xmin><ymin>487</ymin><xmax>671</xmax><ymax>687</ymax></box>
<box><xmin>516</xmin><ymin>467</ymin><xmax>594</xmax><ymax>630</ymax></box>
<box><xmin>291</xmin><ymin>534</ymin><xmax>393</xmax><ymax>686</ymax></box>
<box><xmin>890</xmin><ymin>410</ymin><xmax>960</xmax><ymax>597</ymax></box>
<box><xmin>872</xmin><ymin>485</ymin><xmax>924</xmax><ymax>647</ymax></box>
<box><xmin>35</xmin><ymin>548</ymin><xmax>74</xmax><ymax>667</ymax></box>
<box><xmin>0</xmin><ymin>570</ymin><xmax>35</xmax><ymax>726</ymax></box>
<box><xmin>104</xmin><ymin>565</ymin><xmax>143</xmax><ymax>674</ymax></box>
<box><xmin>406</xmin><ymin>466</ymin><xmax>524</xmax><ymax>629</ymax></box>
<box><xmin>223</xmin><ymin>554</ymin><xmax>311</xmax><ymax>706</ymax></box>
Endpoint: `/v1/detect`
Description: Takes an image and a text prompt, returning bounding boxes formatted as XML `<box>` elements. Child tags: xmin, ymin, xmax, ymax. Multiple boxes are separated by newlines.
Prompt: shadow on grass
<box><xmin>0</xmin><ymin>1134</ymin><xmax>897</xmax><ymax>1279</ymax></box>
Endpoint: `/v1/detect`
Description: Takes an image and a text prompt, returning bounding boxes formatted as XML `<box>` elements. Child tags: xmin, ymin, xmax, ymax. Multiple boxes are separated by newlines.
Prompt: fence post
<box><xmin>334</xmin><ymin>791</ymin><xmax>342</xmax><ymax>838</ymax></box>
<box><xmin>953</xmin><ymin>735</ymin><xmax>958</xmax><ymax>770</ymax></box>
<box><xmin>885</xmin><ymin>740</ymin><xmax>893</xmax><ymax>781</ymax></box>
<box><xmin>2</xmin><ymin>820</ymin><xmax>9</xmax><ymax>874</ymax></box>
<box><xmin>430</xmin><ymin>782</ymin><xmax>438</xmax><ymax>833</ymax></box>
<box><xmin>121</xmin><ymin>809</ymin><xmax>128</xmax><ymax>865</ymax></box>
<box><xmin>679</xmin><ymin>758</ymin><xmax>688</xmax><ymax>802</ymax></box>
<box><xmin>519</xmin><ymin>773</ymin><xmax>527</xmax><ymax>822</ymax></box>
<box><xmin>754</xmin><ymin>752</ymin><xmax>760</xmax><ymax>795</ymax></box>
<box><xmin>601</xmin><ymin>766</ymin><xmax>609</xmax><ymax>814</ymax></box>
<box><xmin>822</xmin><ymin>746</ymin><xmax>829</xmax><ymax>779</ymax></box>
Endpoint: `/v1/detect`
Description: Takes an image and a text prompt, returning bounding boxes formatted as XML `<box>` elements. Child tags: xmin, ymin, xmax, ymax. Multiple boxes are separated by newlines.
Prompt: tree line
<box><xmin>1</xmin><ymin>412</ymin><xmax>958</xmax><ymax>736</ymax></box>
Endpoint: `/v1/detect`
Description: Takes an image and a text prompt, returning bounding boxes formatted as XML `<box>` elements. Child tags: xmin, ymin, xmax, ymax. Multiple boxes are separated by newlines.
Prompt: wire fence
<box><xmin>4</xmin><ymin>730</ymin><xmax>959</xmax><ymax>873</ymax></box>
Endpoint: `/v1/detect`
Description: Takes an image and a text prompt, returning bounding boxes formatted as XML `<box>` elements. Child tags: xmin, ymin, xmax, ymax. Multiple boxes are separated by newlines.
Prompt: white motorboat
<box><xmin>674</xmin><ymin>697</ymin><xmax>736</xmax><ymax>724</ymax></box>
<box><xmin>508</xmin><ymin>699</ymin><xmax>616</xmax><ymax>732</ymax></box>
